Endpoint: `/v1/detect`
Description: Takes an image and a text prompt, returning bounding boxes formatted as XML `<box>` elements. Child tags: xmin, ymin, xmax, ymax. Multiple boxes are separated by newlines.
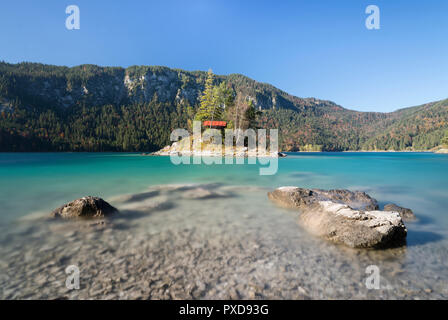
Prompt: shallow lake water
<box><xmin>0</xmin><ymin>152</ymin><xmax>447</xmax><ymax>299</ymax></box>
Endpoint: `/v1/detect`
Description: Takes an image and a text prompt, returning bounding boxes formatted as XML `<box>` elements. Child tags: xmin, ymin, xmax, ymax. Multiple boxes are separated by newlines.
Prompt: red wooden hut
<box><xmin>202</xmin><ymin>121</ymin><xmax>227</xmax><ymax>129</ymax></box>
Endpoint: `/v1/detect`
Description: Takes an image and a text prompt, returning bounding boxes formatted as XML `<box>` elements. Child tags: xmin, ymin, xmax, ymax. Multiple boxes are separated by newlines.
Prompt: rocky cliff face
<box><xmin>123</xmin><ymin>67</ymin><xmax>200</xmax><ymax>105</ymax></box>
<box><xmin>0</xmin><ymin>62</ymin><xmax>338</xmax><ymax>112</ymax></box>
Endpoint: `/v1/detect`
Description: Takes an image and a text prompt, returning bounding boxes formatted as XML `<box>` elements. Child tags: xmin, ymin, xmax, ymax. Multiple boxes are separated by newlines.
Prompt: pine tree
<box><xmin>194</xmin><ymin>69</ymin><xmax>216</xmax><ymax>121</ymax></box>
<box><xmin>244</xmin><ymin>99</ymin><xmax>258</xmax><ymax>129</ymax></box>
<box><xmin>193</xmin><ymin>70</ymin><xmax>232</xmax><ymax>123</ymax></box>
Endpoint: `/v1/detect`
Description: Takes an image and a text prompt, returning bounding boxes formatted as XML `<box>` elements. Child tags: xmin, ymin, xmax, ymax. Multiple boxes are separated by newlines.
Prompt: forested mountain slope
<box><xmin>0</xmin><ymin>62</ymin><xmax>447</xmax><ymax>151</ymax></box>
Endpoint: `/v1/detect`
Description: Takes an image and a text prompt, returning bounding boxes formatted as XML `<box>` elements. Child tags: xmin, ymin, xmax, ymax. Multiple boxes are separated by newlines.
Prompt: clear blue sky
<box><xmin>1</xmin><ymin>0</ymin><xmax>447</xmax><ymax>112</ymax></box>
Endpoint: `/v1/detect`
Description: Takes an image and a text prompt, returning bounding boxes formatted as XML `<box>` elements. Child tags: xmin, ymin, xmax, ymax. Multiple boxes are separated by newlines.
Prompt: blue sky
<box><xmin>1</xmin><ymin>0</ymin><xmax>447</xmax><ymax>112</ymax></box>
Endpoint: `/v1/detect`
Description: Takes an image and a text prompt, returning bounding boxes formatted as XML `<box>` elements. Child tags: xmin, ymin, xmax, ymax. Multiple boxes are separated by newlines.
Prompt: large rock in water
<box><xmin>268</xmin><ymin>187</ymin><xmax>407</xmax><ymax>248</ymax></box>
<box><xmin>51</xmin><ymin>196</ymin><xmax>118</xmax><ymax>219</ymax></box>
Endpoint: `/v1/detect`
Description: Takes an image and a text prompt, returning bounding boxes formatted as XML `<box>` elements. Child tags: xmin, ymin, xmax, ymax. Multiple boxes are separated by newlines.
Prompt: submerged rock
<box><xmin>181</xmin><ymin>187</ymin><xmax>230</xmax><ymax>200</ymax></box>
<box><xmin>268</xmin><ymin>187</ymin><xmax>406</xmax><ymax>248</ymax></box>
<box><xmin>384</xmin><ymin>203</ymin><xmax>416</xmax><ymax>221</ymax></box>
<box><xmin>118</xmin><ymin>196</ymin><xmax>174</xmax><ymax>213</ymax></box>
<box><xmin>146</xmin><ymin>183</ymin><xmax>233</xmax><ymax>200</ymax></box>
<box><xmin>50</xmin><ymin>196</ymin><xmax>118</xmax><ymax>219</ymax></box>
<box><xmin>116</xmin><ymin>191</ymin><xmax>160</xmax><ymax>204</ymax></box>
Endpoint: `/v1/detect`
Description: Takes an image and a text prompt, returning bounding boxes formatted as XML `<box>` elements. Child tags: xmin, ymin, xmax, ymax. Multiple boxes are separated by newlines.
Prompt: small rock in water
<box><xmin>384</xmin><ymin>203</ymin><xmax>416</xmax><ymax>221</ymax></box>
<box><xmin>278</xmin><ymin>152</ymin><xmax>287</xmax><ymax>157</ymax></box>
<box><xmin>50</xmin><ymin>196</ymin><xmax>118</xmax><ymax>219</ymax></box>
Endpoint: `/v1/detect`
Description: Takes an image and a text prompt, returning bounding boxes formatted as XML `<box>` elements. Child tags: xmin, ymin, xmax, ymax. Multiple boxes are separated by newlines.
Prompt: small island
<box><xmin>151</xmin><ymin>70</ymin><xmax>281</xmax><ymax>158</ymax></box>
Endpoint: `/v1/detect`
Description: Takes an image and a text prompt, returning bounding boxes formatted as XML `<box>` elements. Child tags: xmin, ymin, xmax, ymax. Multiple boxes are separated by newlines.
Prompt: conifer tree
<box><xmin>244</xmin><ymin>99</ymin><xmax>258</xmax><ymax>129</ymax></box>
<box><xmin>194</xmin><ymin>70</ymin><xmax>232</xmax><ymax>123</ymax></box>
<box><xmin>194</xmin><ymin>69</ymin><xmax>216</xmax><ymax>121</ymax></box>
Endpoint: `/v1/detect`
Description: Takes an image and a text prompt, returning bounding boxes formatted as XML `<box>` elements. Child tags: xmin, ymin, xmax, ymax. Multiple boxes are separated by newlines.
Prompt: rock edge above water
<box><xmin>268</xmin><ymin>187</ymin><xmax>408</xmax><ymax>248</ymax></box>
<box><xmin>384</xmin><ymin>203</ymin><xmax>416</xmax><ymax>221</ymax></box>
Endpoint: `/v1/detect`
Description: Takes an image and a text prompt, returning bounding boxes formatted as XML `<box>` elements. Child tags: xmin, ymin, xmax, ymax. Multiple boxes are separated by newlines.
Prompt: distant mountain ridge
<box><xmin>0</xmin><ymin>62</ymin><xmax>337</xmax><ymax>111</ymax></box>
<box><xmin>0</xmin><ymin>61</ymin><xmax>447</xmax><ymax>151</ymax></box>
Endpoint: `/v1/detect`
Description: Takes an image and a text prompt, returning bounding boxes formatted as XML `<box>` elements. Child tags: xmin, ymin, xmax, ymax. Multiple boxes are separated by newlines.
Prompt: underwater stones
<box><xmin>0</xmin><ymin>184</ymin><xmax>443</xmax><ymax>300</ymax></box>
<box><xmin>50</xmin><ymin>196</ymin><xmax>118</xmax><ymax>219</ymax></box>
<box><xmin>268</xmin><ymin>187</ymin><xmax>407</xmax><ymax>248</ymax></box>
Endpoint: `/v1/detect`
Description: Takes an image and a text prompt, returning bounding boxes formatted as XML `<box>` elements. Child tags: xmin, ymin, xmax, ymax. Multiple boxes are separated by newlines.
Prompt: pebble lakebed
<box><xmin>0</xmin><ymin>183</ymin><xmax>447</xmax><ymax>300</ymax></box>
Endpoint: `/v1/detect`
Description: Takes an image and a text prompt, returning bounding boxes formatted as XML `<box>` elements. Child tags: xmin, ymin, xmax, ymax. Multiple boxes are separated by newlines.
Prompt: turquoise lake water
<box><xmin>1</xmin><ymin>152</ymin><xmax>448</xmax><ymax>299</ymax></box>
<box><xmin>1</xmin><ymin>152</ymin><xmax>448</xmax><ymax>231</ymax></box>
